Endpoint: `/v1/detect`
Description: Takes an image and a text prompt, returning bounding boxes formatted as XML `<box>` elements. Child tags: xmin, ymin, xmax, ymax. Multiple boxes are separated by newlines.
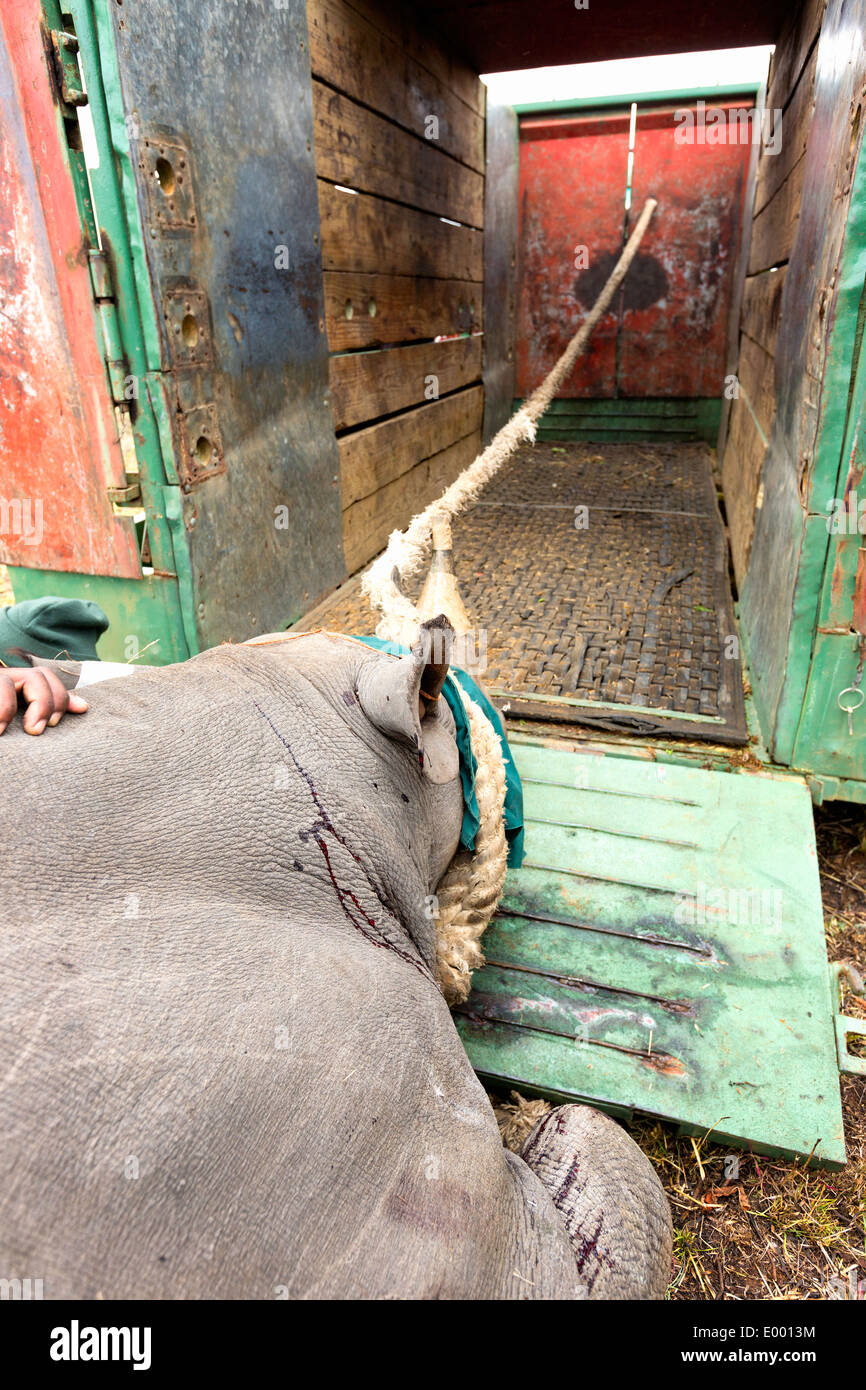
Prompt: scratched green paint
<box><xmin>5</xmin><ymin>567</ymin><xmax>188</xmax><ymax>665</ymax></box>
<box><xmin>457</xmin><ymin>740</ymin><xmax>847</xmax><ymax>1167</ymax></box>
<box><xmin>752</xmin><ymin>134</ymin><xmax>866</xmax><ymax>775</ymax></box>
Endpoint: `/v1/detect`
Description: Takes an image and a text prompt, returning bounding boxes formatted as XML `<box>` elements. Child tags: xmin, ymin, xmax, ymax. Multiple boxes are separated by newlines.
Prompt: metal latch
<box><xmin>107</xmin><ymin>482</ymin><xmax>142</xmax><ymax>506</ymax></box>
<box><xmin>829</xmin><ymin>960</ymin><xmax>866</xmax><ymax>1076</ymax></box>
<box><xmin>49</xmin><ymin>29</ymin><xmax>87</xmax><ymax>107</ymax></box>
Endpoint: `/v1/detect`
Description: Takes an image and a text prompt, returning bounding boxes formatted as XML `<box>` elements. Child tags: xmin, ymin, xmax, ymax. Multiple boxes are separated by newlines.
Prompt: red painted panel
<box><xmin>516</xmin><ymin>112</ymin><xmax>630</xmax><ymax>398</ymax></box>
<box><xmin>0</xmin><ymin>3</ymin><xmax>140</xmax><ymax>577</ymax></box>
<box><xmin>622</xmin><ymin>105</ymin><xmax>750</xmax><ymax>397</ymax></box>
<box><xmin>516</xmin><ymin>102</ymin><xmax>751</xmax><ymax>401</ymax></box>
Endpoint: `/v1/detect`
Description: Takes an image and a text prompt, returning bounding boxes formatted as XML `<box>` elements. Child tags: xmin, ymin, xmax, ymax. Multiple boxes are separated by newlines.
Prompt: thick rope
<box><xmin>365</xmin><ymin>199</ymin><xmax>659</xmax><ymax>1002</ymax></box>
<box><xmin>361</xmin><ymin>197</ymin><xmax>658</xmax><ymax>642</ymax></box>
<box><xmin>433</xmin><ymin>685</ymin><xmax>508</xmax><ymax>1006</ymax></box>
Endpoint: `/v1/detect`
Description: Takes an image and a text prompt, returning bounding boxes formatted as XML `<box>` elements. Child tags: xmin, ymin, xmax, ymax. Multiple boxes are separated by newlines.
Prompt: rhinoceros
<box><xmin>0</xmin><ymin>620</ymin><xmax>672</xmax><ymax>1299</ymax></box>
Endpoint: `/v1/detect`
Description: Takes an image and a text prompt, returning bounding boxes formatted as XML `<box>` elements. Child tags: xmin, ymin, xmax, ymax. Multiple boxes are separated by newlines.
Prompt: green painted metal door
<box><xmin>457</xmin><ymin>738</ymin><xmax>854</xmax><ymax>1167</ymax></box>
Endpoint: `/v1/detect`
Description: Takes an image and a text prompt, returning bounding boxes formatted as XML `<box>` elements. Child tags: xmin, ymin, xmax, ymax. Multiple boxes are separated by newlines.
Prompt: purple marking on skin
<box><xmin>252</xmin><ymin>699</ymin><xmax>431</xmax><ymax>983</ymax></box>
<box><xmin>521</xmin><ymin>1107</ymin><xmax>558</xmax><ymax>1161</ymax></box>
<box><xmin>567</xmin><ymin>1214</ymin><xmax>614</xmax><ymax>1294</ymax></box>
<box><xmin>553</xmin><ymin>1154</ymin><xmax>587</xmax><ymax>1211</ymax></box>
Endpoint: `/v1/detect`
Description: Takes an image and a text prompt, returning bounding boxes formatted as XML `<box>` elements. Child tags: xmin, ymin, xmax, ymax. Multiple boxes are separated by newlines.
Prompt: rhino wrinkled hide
<box><xmin>0</xmin><ymin>627</ymin><xmax>671</xmax><ymax>1298</ymax></box>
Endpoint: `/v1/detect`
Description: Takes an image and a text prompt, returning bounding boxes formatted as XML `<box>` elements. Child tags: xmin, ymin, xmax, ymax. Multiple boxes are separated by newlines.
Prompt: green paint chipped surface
<box><xmin>457</xmin><ymin>740</ymin><xmax>847</xmax><ymax>1167</ymax></box>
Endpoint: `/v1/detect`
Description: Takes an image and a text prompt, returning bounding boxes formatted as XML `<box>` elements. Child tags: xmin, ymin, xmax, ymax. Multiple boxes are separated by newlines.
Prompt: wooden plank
<box><xmin>721</xmin><ymin>393</ymin><xmax>767</xmax><ymax>585</ymax></box>
<box><xmin>340</xmin><ymin>384</ymin><xmax>483</xmax><ymax>506</ymax></box>
<box><xmin>740</xmin><ymin>266</ymin><xmax>787</xmax><ymax>358</ymax></box>
<box><xmin>718</xmin><ymin>76</ymin><xmax>762</xmax><ymax>463</ymax></box>
<box><xmin>748</xmin><ymin>150</ymin><xmax>807</xmax><ymax>273</ymax></box>
<box><xmin>329</xmin><ymin>336</ymin><xmax>482</xmax><ymax>430</ymax></box>
<box><xmin>755</xmin><ymin>46</ymin><xmax>817</xmax><ymax>216</ymax></box>
<box><xmin>312</xmin><ymin>82</ymin><xmax>484</xmax><ymax>227</ymax></box>
<box><xmin>736</xmin><ymin>333</ymin><xmax>776</xmax><ymax>440</ymax></box>
<box><xmin>343</xmin><ymin>429</ymin><xmax>482</xmax><ymax>572</ymax></box>
<box><xmin>307</xmin><ymin>0</ymin><xmax>484</xmax><ymax>172</ymax></box>
<box><xmin>324</xmin><ymin>271</ymin><xmax>482</xmax><ymax>349</ymax></box>
<box><xmin>317</xmin><ymin>182</ymin><xmax>482</xmax><ymax>280</ymax></box>
<box><xmin>335</xmin><ymin>0</ymin><xmax>485</xmax><ymax>116</ymax></box>
<box><xmin>483</xmin><ymin>104</ymin><xmax>519</xmax><ymax>443</ymax></box>
<box><xmin>766</xmin><ymin>0</ymin><xmax>825</xmax><ymax>112</ymax></box>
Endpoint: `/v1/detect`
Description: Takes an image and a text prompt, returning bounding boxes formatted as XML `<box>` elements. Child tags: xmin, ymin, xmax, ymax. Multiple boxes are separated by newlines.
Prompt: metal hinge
<box><xmin>88</xmin><ymin>251</ymin><xmax>141</xmax><ymax>505</ymax></box>
<box><xmin>48</xmin><ymin>29</ymin><xmax>87</xmax><ymax>108</ymax></box>
<box><xmin>87</xmin><ymin>250</ymin><xmax>132</xmax><ymax>405</ymax></box>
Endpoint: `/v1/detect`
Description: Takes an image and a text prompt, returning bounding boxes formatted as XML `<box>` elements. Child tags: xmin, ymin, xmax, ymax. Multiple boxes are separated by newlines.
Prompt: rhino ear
<box><xmin>355</xmin><ymin>616</ymin><xmax>459</xmax><ymax>784</ymax></box>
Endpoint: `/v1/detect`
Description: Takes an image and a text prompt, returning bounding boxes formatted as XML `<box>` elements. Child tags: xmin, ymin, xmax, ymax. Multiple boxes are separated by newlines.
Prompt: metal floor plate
<box><xmin>300</xmin><ymin>441</ymin><xmax>748</xmax><ymax>743</ymax></box>
<box><xmin>456</xmin><ymin>739</ymin><xmax>847</xmax><ymax>1167</ymax></box>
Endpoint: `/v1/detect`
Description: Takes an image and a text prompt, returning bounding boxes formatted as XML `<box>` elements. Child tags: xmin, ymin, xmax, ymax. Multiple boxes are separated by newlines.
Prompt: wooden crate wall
<box><xmin>721</xmin><ymin>0</ymin><xmax>826</xmax><ymax>584</ymax></box>
<box><xmin>307</xmin><ymin>0</ymin><xmax>486</xmax><ymax>574</ymax></box>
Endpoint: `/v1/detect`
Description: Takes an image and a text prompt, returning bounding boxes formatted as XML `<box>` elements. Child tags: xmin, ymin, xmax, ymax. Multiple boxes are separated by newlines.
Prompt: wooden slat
<box><xmin>754</xmin><ymin>46</ymin><xmax>817</xmax><ymax>217</ymax></box>
<box><xmin>721</xmin><ymin>394</ymin><xmax>767</xmax><ymax>585</ymax></box>
<box><xmin>312</xmin><ymin>82</ymin><xmax>483</xmax><ymax>227</ymax></box>
<box><xmin>766</xmin><ymin>0</ymin><xmax>825</xmax><ymax>112</ymax></box>
<box><xmin>334</xmin><ymin>0</ymin><xmax>485</xmax><ymax>116</ymax></box>
<box><xmin>748</xmin><ymin>150</ymin><xmax>807</xmax><ymax>273</ymax></box>
<box><xmin>329</xmin><ymin>336</ymin><xmax>482</xmax><ymax>430</ymax></box>
<box><xmin>736</xmin><ymin>334</ymin><xmax>776</xmax><ymax>441</ymax></box>
<box><xmin>740</xmin><ymin>266</ymin><xmax>787</xmax><ymax>358</ymax></box>
<box><xmin>324</xmin><ymin>270</ymin><xmax>482</xmax><ymax>349</ymax></box>
<box><xmin>317</xmin><ymin>182</ymin><xmax>482</xmax><ymax>280</ymax></box>
<box><xmin>308</xmin><ymin>0</ymin><xmax>484</xmax><ymax>172</ymax></box>
<box><xmin>340</xmin><ymin>384</ymin><xmax>483</xmax><ymax>507</ymax></box>
<box><xmin>343</xmin><ymin>429</ymin><xmax>481</xmax><ymax>572</ymax></box>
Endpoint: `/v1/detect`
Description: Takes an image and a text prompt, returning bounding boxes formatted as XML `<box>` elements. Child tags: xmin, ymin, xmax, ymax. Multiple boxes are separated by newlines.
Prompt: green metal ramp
<box><xmin>457</xmin><ymin>740</ymin><xmax>853</xmax><ymax>1167</ymax></box>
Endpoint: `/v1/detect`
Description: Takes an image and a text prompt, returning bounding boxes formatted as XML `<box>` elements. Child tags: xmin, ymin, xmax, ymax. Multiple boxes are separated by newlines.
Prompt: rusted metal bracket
<box><xmin>48</xmin><ymin>28</ymin><xmax>87</xmax><ymax>108</ymax></box>
<box><xmin>137</xmin><ymin>136</ymin><xmax>197</xmax><ymax>232</ymax></box>
<box><xmin>176</xmin><ymin>402</ymin><xmax>225</xmax><ymax>489</ymax></box>
<box><xmin>162</xmin><ymin>285</ymin><xmax>213</xmax><ymax>368</ymax></box>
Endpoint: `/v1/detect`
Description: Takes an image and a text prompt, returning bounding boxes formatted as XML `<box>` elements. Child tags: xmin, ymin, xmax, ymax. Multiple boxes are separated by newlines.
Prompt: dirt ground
<box><xmin>494</xmin><ymin>801</ymin><xmax>866</xmax><ymax>1301</ymax></box>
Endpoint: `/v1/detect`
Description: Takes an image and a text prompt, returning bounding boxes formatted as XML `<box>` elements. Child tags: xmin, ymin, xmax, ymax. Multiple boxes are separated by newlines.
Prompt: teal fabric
<box><xmin>353</xmin><ymin>636</ymin><xmax>525</xmax><ymax>869</ymax></box>
<box><xmin>0</xmin><ymin>597</ymin><xmax>109</xmax><ymax>667</ymax></box>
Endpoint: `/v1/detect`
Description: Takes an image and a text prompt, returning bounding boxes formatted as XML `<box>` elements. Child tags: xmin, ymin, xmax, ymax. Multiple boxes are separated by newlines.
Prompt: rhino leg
<box><xmin>520</xmin><ymin>1104</ymin><xmax>672</xmax><ymax>1299</ymax></box>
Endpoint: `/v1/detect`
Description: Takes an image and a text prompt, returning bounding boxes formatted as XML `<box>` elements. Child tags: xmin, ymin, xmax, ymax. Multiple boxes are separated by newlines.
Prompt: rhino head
<box><xmin>0</xmin><ymin>616</ymin><xmax>672</xmax><ymax>1299</ymax></box>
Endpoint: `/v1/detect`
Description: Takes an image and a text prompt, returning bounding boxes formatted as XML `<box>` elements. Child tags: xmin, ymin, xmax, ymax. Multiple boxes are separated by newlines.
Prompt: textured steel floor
<box><xmin>298</xmin><ymin>441</ymin><xmax>748</xmax><ymax>744</ymax></box>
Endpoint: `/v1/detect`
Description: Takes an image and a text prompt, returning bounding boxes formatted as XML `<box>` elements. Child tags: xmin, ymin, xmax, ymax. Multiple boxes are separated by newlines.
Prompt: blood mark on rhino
<box><xmin>252</xmin><ymin>699</ymin><xmax>432</xmax><ymax>985</ymax></box>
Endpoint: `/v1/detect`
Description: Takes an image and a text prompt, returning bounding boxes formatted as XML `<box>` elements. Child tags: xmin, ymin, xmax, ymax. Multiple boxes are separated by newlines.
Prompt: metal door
<box><xmin>515</xmin><ymin>100</ymin><xmax>751</xmax><ymax>411</ymax></box>
<box><xmin>0</xmin><ymin>1</ymin><xmax>140</xmax><ymax>578</ymax></box>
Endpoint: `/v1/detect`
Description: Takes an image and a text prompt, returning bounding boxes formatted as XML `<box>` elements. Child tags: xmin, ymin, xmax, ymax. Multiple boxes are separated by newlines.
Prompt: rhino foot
<box><xmin>520</xmin><ymin>1104</ymin><xmax>673</xmax><ymax>1299</ymax></box>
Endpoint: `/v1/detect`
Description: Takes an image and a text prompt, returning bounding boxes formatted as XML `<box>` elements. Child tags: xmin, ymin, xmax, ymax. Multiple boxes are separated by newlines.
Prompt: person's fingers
<box><xmin>0</xmin><ymin>667</ymin><xmax>89</xmax><ymax>736</ymax></box>
<box><xmin>18</xmin><ymin>669</ymin><xmax>56</xmax><ymax>735</ymax></box>
<box><xmin>0</xmin><ymin>673</ymin><xmax>18</xmax><ymax>735</ymax></box>
<box><xmin>38</xmin><ymin>667</ymin><xmax>74</xmax><ymax>726</ymax></box>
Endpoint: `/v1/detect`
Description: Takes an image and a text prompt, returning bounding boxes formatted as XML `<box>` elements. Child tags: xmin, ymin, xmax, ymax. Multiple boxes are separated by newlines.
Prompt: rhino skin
<box><xmin>0</xmin><ymin>622</ymin><xmax>672</xmax><ymax>1299</ymax></box>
